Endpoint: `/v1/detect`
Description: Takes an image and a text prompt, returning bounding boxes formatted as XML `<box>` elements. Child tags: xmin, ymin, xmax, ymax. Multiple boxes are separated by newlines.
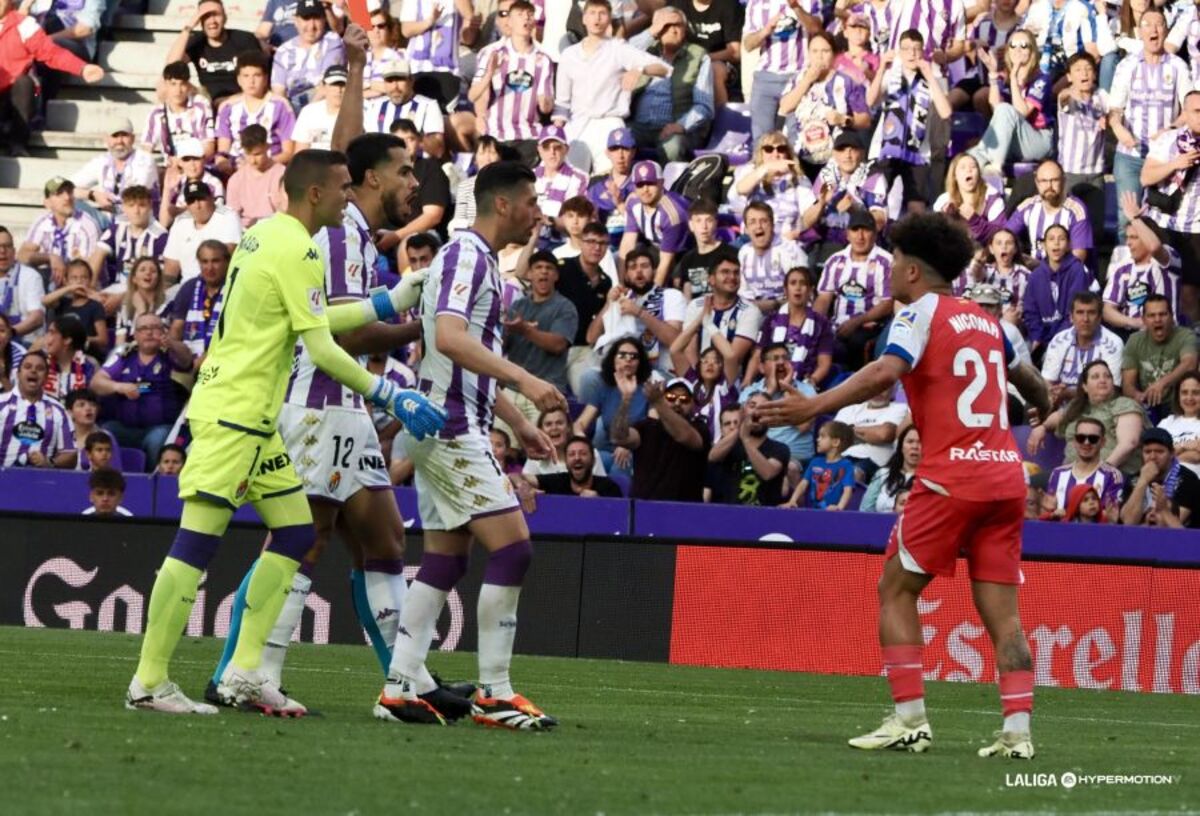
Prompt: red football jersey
<box><xmin>882</xmin><ymin>292</ymin><xmax>1026</xmax><ymax>501</ymax></box>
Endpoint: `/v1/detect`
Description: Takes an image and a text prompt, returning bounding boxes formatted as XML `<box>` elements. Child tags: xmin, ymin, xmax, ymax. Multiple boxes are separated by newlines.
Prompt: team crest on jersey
<box><xmin>307</xmin><ymin>287</ymin><xmax>325</xmax><ymax>316</ymax></box>
<box><xmin>238</xmin><ymin>235</ymin><xmax>259</xmax><ymax>253</ymax></box>
<box><xmin>328</xmin><ymin>470</ymin><xmax>342</xmax><ymax>492</ymax></box>
<box><xmin>235</xmin><ymin>478</ymin><xmax>249</xmax><ymax>499</ymax></box>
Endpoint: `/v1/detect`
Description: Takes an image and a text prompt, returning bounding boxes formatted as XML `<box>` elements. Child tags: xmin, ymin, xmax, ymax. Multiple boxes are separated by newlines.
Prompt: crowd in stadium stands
<box><xmin>2</xmin><ymin>0</ymin><xmax>1200</xmax><ymax>527</ymax></box>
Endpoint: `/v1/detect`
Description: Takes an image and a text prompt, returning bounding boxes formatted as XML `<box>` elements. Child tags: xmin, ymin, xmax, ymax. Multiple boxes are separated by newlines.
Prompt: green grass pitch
<box><xmin>0</xmin><ymin>627</ymin><xmax>1195</xmax><ymax>815</ymax></box>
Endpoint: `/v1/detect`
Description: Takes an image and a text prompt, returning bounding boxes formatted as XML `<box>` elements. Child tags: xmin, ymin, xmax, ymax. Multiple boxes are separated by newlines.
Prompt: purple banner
<box><xmin>0</xmin><ymin>468</ymin><xmax>155</xmax><ymax>517</ymax></box>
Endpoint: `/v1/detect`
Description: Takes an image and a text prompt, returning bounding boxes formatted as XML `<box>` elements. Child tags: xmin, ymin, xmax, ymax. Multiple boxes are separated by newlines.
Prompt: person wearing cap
<box><xmin>468</xmin><ymin>0</ymin><xmax>554</xmax><ymax>164</ymax></box>
<box><xmin>165</xmin><ymin>0</ymin><xmax>262</xmax><ymax>104</ymax></box>
<box><xmin>502</xmin><ymin>250</ymin><xmax>579</xmax><ymax>396</ymax></box>
<box><xmin>585</xmin><ymin>127</ymin><xmax>638</xmax><ymax>242</ymax></box>
<box><xmin>69</xmin><ymin>117</ymin><xmax>160</xmax><ymax>223</ymax></box>
<box><xmin>271</xmin><ymin>0</ymin><xmax>346</xmax><ymax>109</ymax></box>
<box><xmin>534</xmin><ymin>125</ymin><xmax>589</xmax><ymax>225</ymax></box>
<box><xmin>801</xmin><ymin>130</ymin><xmax>892</xmax><ymax>267</ymax></box>
<box><xmin>215</xmin><ymin>50</ymin><xmax>298</xmax><ymax>171</ymax></box>
<box><xmin>610</xmin><ymin>376</ymin><xmax>710</xmax><ymax>502</ymax></box>
<box><xmin>965</xmin><ymin>282</ymin><xmax>1032</xmax><ymax>367</ymax></box>
<box><xmin>629</xmin><ymin>7</ymin><xmax>713</xmax><ymax>164</ymax></box>
<box><xmin>141</xmin><ymin>61</ymin><xmax>216</xmax><ymax>163</ymax></box>
<box><xmin>0</xmin><ymin>0</ymin><xmax>104</xmax><ymax>157</ymax></box>
<box><xmin>365</xmin><ymin>56</ymin><xmax>446</xmax><ymax>158</ymax></box>
<box><xmin>618</xmin><ymin>160</ymin><xmax>691</xmax><ymax>287</ymax></box>
<box><xmin>161</xmin><ymin>181</ymin><xmax>242</xmax><ymax>285</ymax></box>
<box><xmin>291</xmin><ymin>64</ymin><xmax>349</xmax><ymax>151</ymax></box>
<box><xmin>777</xmin><ymin>30</ymin><xmax>871</xmax><ymax>167</ymax></box>
<box><xmin>815</xmin><ymin>208</ymin><xmax>894</xmax><ymax>368</ymax></box>
<box><xmin>1040</xmin><ymin>290</ymin><xmax>1125</xmax><ymax>406</ymax></box>
<box><xmin>737</xmin><ymin>200</ymin><xmax>808</xmax><ymax>308</ymax></box>
<box><xmin>18</xmin><ymin>178</ymin><xmax>101</xmax><ymax>286</ymax></box>
<box><xmin>554</xmin><ymin>0</ymin><xmax>671</xmax><ymax>174</ymax></box>
<box><xmin>397</xmin><ymin>0</ymin><xmax>479</xmax><ymax>109</ymax></box>
<box><xmin>1121</xmin><ymin>426</ymin><xmax>1200</xmax><ymax>527</ymax></box>
<box><xmin>160</xmin><ymin>137</ymin><xmax>227</xmax><ymax>229</ymax></box>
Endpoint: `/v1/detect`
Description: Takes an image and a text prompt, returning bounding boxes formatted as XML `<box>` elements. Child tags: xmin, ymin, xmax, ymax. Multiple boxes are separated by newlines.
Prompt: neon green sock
<box><xmin>135</xmin><ymin>557</ymin><xmax>203</xmax><ymax>689</ymax></box>
<box><xmin>230</xmin><ymin>551</ymin><xmax>301</xmax><ymax>672</ymax></box>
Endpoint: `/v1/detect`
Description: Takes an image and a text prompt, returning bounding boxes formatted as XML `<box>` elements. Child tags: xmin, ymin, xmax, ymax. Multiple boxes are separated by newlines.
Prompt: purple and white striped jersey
<box><xmin>1040</xmin><ymin>325</ymin><xmax>1125</xmax><ymax>387</ymax></box>
<box><xmin>737</xmin><ymin>238</ymin><xmax>809</xmax><ymax>301</ymax></box>
<box><xmin>97</xmin><ymin>219</ymin><xmax>169</xmax><ymax>288</ymax></box>
<box><xmin>1046</xmin><ymin>462</ymin><xmax>1124</xmax><ymax>509</ymax></box>
<box><xmin>216</xmin><ymin>96</ymin><xmax>297</xmax><ymax>159</ymax></box>
<box><xmin>889</xmin><ymin>0</ymin><xmax>964</xmax><ymax>57</ymax></box>
<box><xmin>1102</xmin><ymin>244</ymin><xmax>1182</xmax><ymax>319</ymax></box>
<box><xmin>365</xmin><ymin>93</ymin><xmax>445</xmax><ymax>135</ymax></box>
<box><xmin>1109</xmin><ymin>53</ymin><xmax>1191</xmax><ymax>158</ymax></box>
<box><xmin>534</xmin><ymin>163</ymin><xmax>589</xmax><ymax>218</ymax></box>
<box><xmin>0</xmin><ymin>391</ymin><xmax>74</xmax><ymax>467</ymax></box>
<box><xmin>728</xmin><ymin>167</ymin><xmax>817</xmax><ymax>237</ymax></box>
<box><xmin>859</xmin><ymin>0</ymin><xmax>893</xmax><ymax>56</ymax></box>
<box><xmin>970</xmin><ymin>12</ymin><xmax>1018</xmax><ymax>83</ymax></box>
<box><xmin>1005</xmin><ymin>195</ymin><xmax>1093</xmax><ymax>258</ymax></box>
<box><xmin>271</xmin><ymin>32</ymin><xmax>347</xmax><ymax>108</ymax></box>
<box><xmin>817</xmin><ymin>245</ymin><xmax>893</xmax><ymax>326</ymax></box>
<box><xmin>1147</xmin><ymin>127</ymin><xmax>1200</xmax><ymax>234</ymax></box>
<box><xmin>1057</xmin><ymin>90</ymin><xmax>1110</xmax><ymax>175</ymax></box>
<box><xmin>141</xmin><ymin>97</ymin><xmax>215</xmax><ymax>158</ymax></box>
<box><xmin>625</xmin><ymin>191</ymin><xmax>691</xmax><ymax>253</ymax></box>
<box><xmin>284</xmin><ymin>202</ymin><xmax>377</xmax><ymax>412</ymax></box>
<box><xmin>23</xmin><ymin>211</ymin><xmax>100</xmax><ymax>263</ymax></box>
<box><xmin>365</xmin><ymin>47</ymin><xmax>406</xmax><ymax>87</ymax></box>
<box><xmin>746</xmin><ymin>0</ymin><xmax>822</xmax><ymax>74</ymax></box>
<box><xmin>475</xmin><ymin>39</ymin><xmax>555</xmax><ymax>142</ymax></box>
<box><xmin>1167</xmin><ymin>6</ymin><xmax>1200</xmax><ymax>83</ymax></box>
<box><xmin>398</xmin><ymin>0</ymin><xmax>463</xmax><ymax>74</ymax></box>
<box><xmin>953</xmin><ymin>263</ymin><xmax>1031</xmax><ymax>306</ymax></box>
<box><xmin>418</xmin><ymin>229</ymin><xmax>505</xmax><ymax>440</ymax></box>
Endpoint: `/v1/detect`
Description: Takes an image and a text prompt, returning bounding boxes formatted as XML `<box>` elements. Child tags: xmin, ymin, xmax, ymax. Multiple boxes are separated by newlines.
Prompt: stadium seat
<box><xmin>1010</xmin><ymin>425</ymin><xmax>1067</xmax><ymax>474</ymax></box>
<box><xmin>608</xmin><ymin>472</ymin><xmax>630</xmax><ymax>497</ymax></box>
<box><xmin>695</xmin><ymin>107</ymin><xmax>752</xmax><ymax>167</ymax></box>
<box><xmin>120</xmin><ymin>448</ymin><xmax>146</xmax><ymax>473</ymax></box>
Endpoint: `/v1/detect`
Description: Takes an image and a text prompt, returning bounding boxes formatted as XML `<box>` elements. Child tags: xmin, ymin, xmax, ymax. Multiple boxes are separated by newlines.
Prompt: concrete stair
<box><xmin>0</xmin><ymin>0</ymin><xmax>267</xmax><ymax>237</ymax></box>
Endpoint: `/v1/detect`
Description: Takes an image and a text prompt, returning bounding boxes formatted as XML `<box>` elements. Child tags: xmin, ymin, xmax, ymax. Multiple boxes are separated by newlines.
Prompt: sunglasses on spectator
<box><xmin>761</xmin><ymin>144</ymin><xmax>790</xmax><ymax>154</ymax></box>
<box><xmin>1009</xmin><ymin>42</ymin><xmax>1032</xmax><ymax>50</ymax></box>
<box><xmin>497</xmin><ymin>8</ymin><xmax>510</xmax><ymax>16</ymax></box>
<box><xmin>635</xmin><ymin>181</ymin><xmax>658</xmax><ymax>188</ymax></box>
<box><xmin>664</xmin><ymin>393</ymin><xmax>691</xmax><ymax>404</ymax></box>
<box><xmin>615</xmin><ymin>351</ymin><xmax>639</xmax><ymax>360</ymax></box>
<box><xmin>1074</xmin><ymin>433</ymin><xmax>1101</xmax><ymax>444</ymax></box>
<box><xmin>371</xmin><ymin>21</ymin><xmax>388</xmax><ymax>29</ymax></box>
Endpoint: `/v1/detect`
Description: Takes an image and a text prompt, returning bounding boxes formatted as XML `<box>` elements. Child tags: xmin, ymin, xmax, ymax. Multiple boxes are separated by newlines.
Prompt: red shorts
<box><xmin>885</xmin><ymin>479</ymin><xmax>1025</xmax><ymax>585</ymax></box>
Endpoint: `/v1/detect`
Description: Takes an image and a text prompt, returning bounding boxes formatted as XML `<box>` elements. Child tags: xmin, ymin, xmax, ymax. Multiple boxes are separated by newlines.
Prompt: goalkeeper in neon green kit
<box><xmin>125</xmin><ymin>150</ymin><xmax>445</xmax><ymax>715</ymax></box>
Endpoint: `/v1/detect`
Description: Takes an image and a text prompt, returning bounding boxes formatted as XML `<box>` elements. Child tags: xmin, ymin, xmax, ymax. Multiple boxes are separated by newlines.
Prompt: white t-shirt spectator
<box><xmin>291</xmin><ymin>99</ymin><xmax>341</xmax><ymax>149</ymax></box>
<box><xmin>835</xmin><ymin>400</ymin><xmax>911</xmax><ymax>467</ymax></box>
<box><xmin>162</xmin><ymin>206</ymin><xmax>242</xmax><ymax>282</ymax></box>
<box><xmin>1158</xmin><ymin>414</ymin><xmax>1200</xmax><ymax>476</ymax></box>
<box><xmin>1040</xmin><ymin>326</ymin><xmax>1125</xmax><ymax>388</ymax></box>
<box><xmin>0</xmin><ymin>262</ymin><xmax>46</xmax><ymax>336</ymax></box>
<box><xmin>82</xmin><ymin>505</ymin><xmax>133</xmax><ymax>516</ymax></box>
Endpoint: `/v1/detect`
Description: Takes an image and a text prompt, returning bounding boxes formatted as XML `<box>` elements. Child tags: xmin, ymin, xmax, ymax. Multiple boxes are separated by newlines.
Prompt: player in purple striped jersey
<box><xmin>206</xmin><ymin>30</ymin><xmax>472</xmax><ymax>722</ymax></box>
<box><xmin>380</xmin><ymin>160</ymin><xmax>568</xmax><ymax>729</ymax></box>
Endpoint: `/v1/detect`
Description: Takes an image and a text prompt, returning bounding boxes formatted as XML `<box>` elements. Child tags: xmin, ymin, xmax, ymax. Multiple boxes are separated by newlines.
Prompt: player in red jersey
<box><xmin>757</xmin><ymin>214</ymin><xmax>1050</xmax><ymax>759</ymax></box>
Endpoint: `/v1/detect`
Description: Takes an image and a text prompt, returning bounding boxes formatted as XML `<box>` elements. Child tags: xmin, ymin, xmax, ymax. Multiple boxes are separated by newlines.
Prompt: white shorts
<box><xmin>278</xmin><ymin>403</ymin><xmax>391</xmax><ymax>504</ymax></box>
<box><xmin>404</xmin><ymin>431</ymin><xmax>518</xmax><ymax>531</ymax></box>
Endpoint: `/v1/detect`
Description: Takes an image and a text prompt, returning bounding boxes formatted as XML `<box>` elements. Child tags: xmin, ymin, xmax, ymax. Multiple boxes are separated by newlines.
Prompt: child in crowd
<box><xmin>1063</xmin><ymin>484</ymin><xmax>1105</xmax><ymax>523</ymax></box>
<box><xmin>83</xmin><ymin>431</ymin><xmax>115</xmax><ymax>472</ymax></box>
<box><xmin>83</xmin><ymin>468</ymin><xmax>132</xmax><ymax>517</ymax></box>
<box><xmin>141</xmin><ymin>60</ymin><xmax>215</xmax><ymax>162</ymax></box>
<box><xmin>672</xmin><ymin>198</ymin><xmax>732</xmax><ymax>299</ymax></box>
<box><xmin>225</xmin><ymin>125</ymin><xmax>287</xmax><ymax>228</ymax></box>
<box><xmin>489</xmin><ymin>427</ymin><xmax>524</xmax><ymax>476</ymax></box>
<box><xmin>784</xmin><ymin>420</ymin><xmax>856</xmax><ymax>510</ymax></box>
<box><xmin>156</xmin><ymin>443</ymin><xmax>187</xmax><ymax>476</ymax></box>
<box><xmin>214</xmin><ymin>50</ymin><xmax>296</xmax><ymax>175</ymax></box>
<box><xmin>41</xmin><ymin>259</ymin><xmax>108</xmax><ymax>356</ymax></box>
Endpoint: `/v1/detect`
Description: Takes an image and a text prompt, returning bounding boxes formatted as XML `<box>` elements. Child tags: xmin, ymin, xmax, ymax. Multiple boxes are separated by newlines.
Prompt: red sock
<box><xmin>999</xmin><ymin>670</ymin><xmax>1034</xmax><ymax>717</ymax></box>
<box><xmin>882</xmin><ymin>645</ymin><xmax>924</xmax><ymax>703</ymax></box>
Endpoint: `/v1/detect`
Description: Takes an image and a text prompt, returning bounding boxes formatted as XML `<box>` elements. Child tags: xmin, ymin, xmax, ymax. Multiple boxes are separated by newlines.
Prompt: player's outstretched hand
<box><xmin>389</xmin><ymin>269</ymin><xmax>427</xmax><ymax>313</ymax></box>
<box><xmin>753</xmin><ymin>384</ymin><xmax>816</xmax><ymax>428</ymax></box>
<box><xmin>520</xmin><ymin>374</ymin><xmax>567</xmax><ymax>414</ymax></box>
<box><xmin>518</xmin><ymin>425</ymin><xmax>557</xmax><ymax>463</ymax></box>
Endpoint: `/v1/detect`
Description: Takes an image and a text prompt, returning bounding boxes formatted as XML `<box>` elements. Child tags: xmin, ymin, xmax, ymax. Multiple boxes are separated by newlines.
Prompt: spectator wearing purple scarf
<box><xmin>1023</xmin><ymin>223</ymin><xmax>1096</xmax><ymax>353</ymax></box>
